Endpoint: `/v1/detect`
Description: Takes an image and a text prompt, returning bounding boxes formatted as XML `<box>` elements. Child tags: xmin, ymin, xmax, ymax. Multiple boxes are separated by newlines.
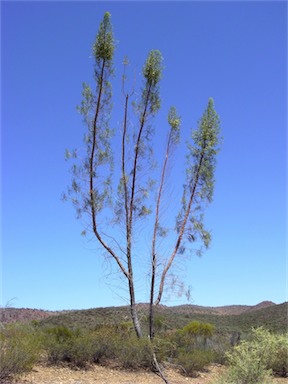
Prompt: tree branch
<box><xmin>155</xmin><ymin>151</ymin><xmax>205</xmax><ymax>305</ymax></box>
<box><xmin>89</xmin><ymin>59</ymin><xmax>129</xmax><ymax>280</ymax></box>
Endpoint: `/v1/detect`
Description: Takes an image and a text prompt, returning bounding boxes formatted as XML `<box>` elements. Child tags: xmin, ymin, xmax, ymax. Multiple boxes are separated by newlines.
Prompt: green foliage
<box><xmin>153</xmin><ymin>315</ymin><xmax>168</xmax><ymax>333</ymax></box>
<box><xmin>143</xmin><ymin>49</ymin><xmax>163</xmax><ymax>86</ymax></box>
<box><xmin>92</xmin><ymin>324</ymin><xmax>154</xmax><ymax>370</ymax></box>
<box><xmin>133</xmin><ymin>49</ymin><xmax>164</xmax><ymax>168</ymax></box>
<box><xmin>176</xmin><ymin>349</ymin><xmax>215</xmax><ymax>377</ymax></box>
<box><xmin>93</xmin><ymin>12</ymin><xmax>114</xmax><ymax>63</ymax></box>
<box><xmin>269</xmin><ymin>332</ymin><xmax>288</xmax><ymax>376</ymax></box>
<box><xmin>66</xmin><ymin>12</ymin><xmax>115</xmax><ymax>220</ymax></box>
<box><xmin>178</xmin><ymin>321</ymin><xmax>215</xmax><ymax>348</ymax></box>
<box><xmin>2</xmin><ymin>316</ymin><xmax>287</xmax><ymax>382</ymax></box>
<box><xmin>115</xmin><ymin>336</ymin><xmax>154</xmax><ymax>370</ymax></box>
<box><xmin>182</xmin><ymin>320</ymin><xmax>209</xmax><ymax>335</ymax></box>
<box><xmin>152</xmin><ymin>335</ymin><xmax>178</xmax><ymax>362</ymax></box>
<box><xmin>217</xmin><ymin>327</ymin><xmax>288</xmax><ymax>384</ymax></box>
<box><xmin>42</xmin><ymin>324</ymin><xmax>155</xmax><ymax>370</ymax></box>
<box><xmin>176</xmin><ymin>98</ymin><xmax>221</xmax><ymax>256</ymax></box>
<box><xmin>167</xmin><ymin>106</ymin><xmax>181</xmax><ymax>143</ymax></box>
<box><xmin>164</xmin><ymin>321</ymin><xmax>217</xmax><ymax>377</ymax></box>
<box><xmin>60</xmin><ymin>332</ymin><xmax>94</xmax><ymax>368</ymax></box>
<box><xmin>191</xmin><ymin>97</ymin><xmax>221</xmax><ymax>205</ymax></box>
<box><xmin>43</xmin><ymin>326</ymin><xmax>96</xmax><ymax>368</ymax></box>
<box><xmin>46</xmin><ymin>325</ymin><xmax>74</xmax><ymax>343</ymax></box>
<box><xmin>0</xmin><ymin>324</ymin><xmax>41</xmax><ymax>381</ymax></box>
<box><xmin>208</xmin><ymin>332</ymin><xmax>231</xmax><ymax>365</ymax></box>
<box><xmin>139</xmin><ymin>50</ymin><xmax>163</xmax><ymax>134</ymax></box>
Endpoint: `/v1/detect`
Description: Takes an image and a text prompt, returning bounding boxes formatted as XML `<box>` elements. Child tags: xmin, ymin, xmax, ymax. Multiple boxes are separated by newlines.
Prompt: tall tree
<box><xmin>65</xmin><ymin>12</ymin><xmax>221</xmax><ymax>351</ymax></box>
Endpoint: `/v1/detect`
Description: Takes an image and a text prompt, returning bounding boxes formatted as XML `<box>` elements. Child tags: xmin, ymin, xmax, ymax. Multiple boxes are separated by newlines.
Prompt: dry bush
<box><xmin>0</xmin><ymin>324</ymin><xmax>41</xmax><ymax>381</ymax></box>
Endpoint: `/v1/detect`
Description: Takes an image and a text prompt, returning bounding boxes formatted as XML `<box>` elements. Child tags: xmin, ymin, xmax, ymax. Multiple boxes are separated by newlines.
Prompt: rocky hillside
<box><xmin>0</xmin><ymin>307</ymin><xmax>60</xmax><ymax>324</ymax></box>
<box><xmin>0</xmin><ymin>301</ymin><xmax>275</xmax><ymax>325</ymax></box>
<box><xmin>170</xmin><ymin>300</ymin><xmax>276</xmax><ymax>316</ymax></box>
<box><xmin>1</xmin><ymin>300</ymin><xmax>286</xmax><ymax>334</ymax></box>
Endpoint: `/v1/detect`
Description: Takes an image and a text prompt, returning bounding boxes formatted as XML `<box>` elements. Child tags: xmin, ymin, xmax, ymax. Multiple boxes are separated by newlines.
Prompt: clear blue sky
<box><xmin>1</xmin><ymin>1</ymin><xmax>287</xmax><ymax>311</ymax></box>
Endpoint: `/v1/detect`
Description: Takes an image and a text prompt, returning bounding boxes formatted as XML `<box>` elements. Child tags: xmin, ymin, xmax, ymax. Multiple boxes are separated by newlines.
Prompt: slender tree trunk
<box><xmin>124</xmin><ymin>85</ymin><xmax>152</xmax><ymax>338</ymax></box>
<box><xmin>149</xmin><ymin>129</ymin><xmax>173</xmax><ymax>339</ymax></box>
<box><xmin>128</xmin><ymin>278</ymin><xmax>142</xmax><ymax>338</ymax></box>
<box><xmin>89</xmin><ymin>60</ymin><xmax>129</xmax><ymax>279</ymax></box>
<box><xmin>122</xmin><ymin>92</ymin><xmax>144</xmax><ymax>338</ymax></box>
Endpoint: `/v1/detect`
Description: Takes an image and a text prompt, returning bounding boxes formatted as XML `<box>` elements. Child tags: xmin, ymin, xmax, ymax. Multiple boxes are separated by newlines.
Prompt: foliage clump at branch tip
<box><xmin>168</xmin><ymin>106</ymin><xmax>181</xmax><ymax>143</ymax></box>
<box><xmin>93</xmin><ymin>12</ymin><xmax>114</xmax><ymax>63</ymax></box>
<box><xmin>140</xmin><ymin>50</ymin><xmax>163</xmax><ymax>116</ymax></box>
<box><xmin>175</xmin><ymin>97</ymin><xmax>221</xmax><ymax>255</ymax></box>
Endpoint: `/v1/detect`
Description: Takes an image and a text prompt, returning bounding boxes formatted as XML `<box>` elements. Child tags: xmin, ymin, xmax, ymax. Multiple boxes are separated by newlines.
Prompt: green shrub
<box><xmin>0</xmin><ymin>324</ymin><xmax>41</xmax><ymax>381</ymax></box>
<box><xmin>89</xmin><ymin>327</ymin><xmax>118</xmax><ymax>363</ymax></box>
<box><xmin>43</xmin><ymin>325</ymin><xmax>94</xmax><ymax>367</ymax></box>
<box><xmin>44</xmin><ymin>325</ymin><xmax>72</xmax><ymax>365</ymax></box>
<box><xmin>176</xmin><ymin>349</ymin><xmax>215</xmax><ymax>377</ymax></box>
<box><xmin>46</xmin><ymin>325</ymin><xmax>74</xmax><ymax>343</ymax></box>
<box><xmin>248</xmin><ymin>328</ymin><xmax>288</xmax><ymax>377</ymax></box>
<box><xmin>93</xmin><ymin>325</ymin><xmax>156</xmax><ymax>370</ymax></box>
<box><xmin>152</xmin><ymin>335</ymin><xmax>177</xmax><ymax>362</ymax></box>
<box><xmin>64</xmin><ymin>332</ymin><xmax>94</xmax><ymax>368</ymax></box>
<box><xmin>268</xmin><ymin>332</ymin><xmax>288</xmax><ymax>377</ymax></box>
<box><xmin>114</xmin><ymin>335</ymin><xmax>154</xmax><ymax>370</ymax></box>
<box><xmin>216</xmin><ymin>327</ymin><xmax>286</xmax><ymax>384</ymax></box>
<box><xmin>43</xmin><ymin>325</ymin><xmax>121</xmax><ymax>368</ymax></box>
<box><xmin>222</xmin><ymin>343</ymin><xmax>272</xmax><ymax>384</ymax></box>
<box><xmin>175</xmin><ymin>321</ymin><xmax>215</xmax><ymax>351</ymax></box>
<box><xmin>208</xmin><ymin>332</ymin><xmax>231</xmax><ymax>365</ymax></box>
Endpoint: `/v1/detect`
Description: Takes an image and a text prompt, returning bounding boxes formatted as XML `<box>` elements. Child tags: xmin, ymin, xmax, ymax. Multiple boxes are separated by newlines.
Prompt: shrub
<box><xmin>152</xmin><ymin>335</ymin><xmax>177</xmax><ymax>362</ymax></box>
<box><xmin>43</xmin><ymin>325</ymin><xmax>120</xmax><ymax>368</ymax></box>
<box><xmin>176</xmin><ymin>349</ymin><xmax>215</xmax><ymax>377</ymax></box>
<box><xmin>46</xmin><ymin>325</ymin><xmax>74</xmax><ymax>343</ymax></box>
<box><xmin>43</xmin><ymin>325</ymin><xmax>94</xmax><ymax>367</ymax></box>
<box><xmin>176</xmin><ymin>321</ymin><xmax>215</xmax><ymax>351</ymax></box>
<box><xmin>64</xmin><ymin>332</ymin><xmax>94</xmax><ymax>368</ymax></box>
<box><xmin>222</xmin><ymin>342</ymin><xmax>272</xmax><ymax>384</ymax></box>
<box><xmin>207</xmin><ymin>331</ymin><xmax>232</xmax><ymax>365</ymax></box>
<box><xmin>114</xmin><ymin>335</ymin><xmax>154</xmax><ymax>370</ymax></box>
<box><xmin>43</xmin><ymin>325</ymin><xmax>73</xmax><ymax>365</ymax></box>
<box><xmin>0</xmin><ymin>324</ymin><xmax>41</xmax><ymax>382</ymax></box>
<box><xmin>89</xmin><ymin>327</ymin><xmax>118</xmax><ymax>363</ymax></box>
<box><xmin>268</xmin><ymin>332</ymin><xmax>288</xmax><ymax>377</ymax></box>
<box><xmin>216</xmin><ymin>327</ymin><xmax>287</xmax><ymax>384</ymax></box>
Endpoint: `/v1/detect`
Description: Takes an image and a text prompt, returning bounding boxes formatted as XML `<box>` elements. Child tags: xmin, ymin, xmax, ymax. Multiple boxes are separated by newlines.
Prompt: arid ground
<box><xmin>16</xmin><ymin>364</ymin><xmax>287</xmax><ymax>384</ymax></box>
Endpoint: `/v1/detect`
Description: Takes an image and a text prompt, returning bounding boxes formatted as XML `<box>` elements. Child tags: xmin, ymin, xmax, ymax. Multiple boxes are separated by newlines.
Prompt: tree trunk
<box><xmin>128</xmin><ymin>278</ymin><xmax>142</xmax><ymax>338</ymax></box>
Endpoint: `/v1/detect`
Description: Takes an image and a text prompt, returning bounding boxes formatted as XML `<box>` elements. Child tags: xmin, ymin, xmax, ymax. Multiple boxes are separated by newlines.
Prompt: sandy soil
<box><xmin>15</xmin><ymin>364</ymin><xmax>287</xmax><ymax>384</ymax></box>
<box><xmin>15</xmin><ymin>363</ymin><xmax>224</xmax><ymax>384</ymax></box>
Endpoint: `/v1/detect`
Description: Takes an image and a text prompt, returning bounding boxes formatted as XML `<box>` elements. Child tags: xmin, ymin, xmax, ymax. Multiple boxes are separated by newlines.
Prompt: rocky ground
<box><xmin>15</xmin><ymin>364</ymin><xmax>287</xmax><ymax>384</ymax></box>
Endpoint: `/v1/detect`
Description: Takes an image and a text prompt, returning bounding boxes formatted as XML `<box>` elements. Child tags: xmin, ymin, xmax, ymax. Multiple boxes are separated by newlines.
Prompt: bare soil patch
<box><xmin>14</xmin><ymin>364</ymin><xmax>224</xmax><ymax>384</ymax></box>
<box><xmin>15</xmin><ymin>364</ymin><xmax>287</xmax><ymax>384</ymax></box>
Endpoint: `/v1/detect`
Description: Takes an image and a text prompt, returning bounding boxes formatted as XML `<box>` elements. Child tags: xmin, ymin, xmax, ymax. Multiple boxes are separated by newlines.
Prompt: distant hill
<box><xmin>1</xmin><ymin>301</ymin><xmax>286</xmax><ymax>334</ymax></box>
<box><xmin>0</xmin><ymin>307</ymin><xmax>61</xmax><ymax>324</ymax></box>
<box><xmin>168</xmin><ymin>300</ymin><xmax>276</xmax><ymax>316</ymax></box>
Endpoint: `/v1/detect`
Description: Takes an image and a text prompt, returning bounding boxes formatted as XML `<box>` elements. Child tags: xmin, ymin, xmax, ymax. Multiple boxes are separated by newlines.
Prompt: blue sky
<box><xmin>1</xmin><ymin>1</ymin><xmax>287</xmax><ymax>311</ymax></box>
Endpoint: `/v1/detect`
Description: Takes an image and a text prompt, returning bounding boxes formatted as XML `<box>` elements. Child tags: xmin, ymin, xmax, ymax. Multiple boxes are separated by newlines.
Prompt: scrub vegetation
<box><xmin>1</xmin><ymin>303</ymin><xmax>287</xmax><ymax>383</ymax></box>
